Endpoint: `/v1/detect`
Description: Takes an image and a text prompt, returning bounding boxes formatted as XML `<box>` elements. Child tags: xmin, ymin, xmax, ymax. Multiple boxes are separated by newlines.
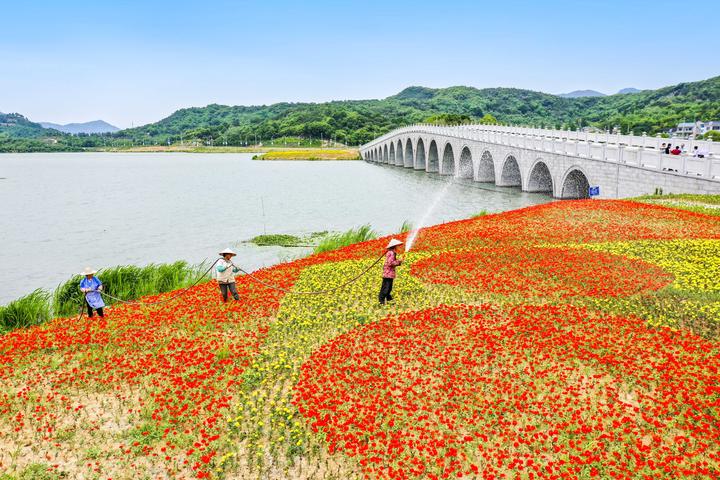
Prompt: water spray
<box><xmin>405</xmin><ymin>181</ymin><xmax>453</xmax><ymax>252</ymax></box>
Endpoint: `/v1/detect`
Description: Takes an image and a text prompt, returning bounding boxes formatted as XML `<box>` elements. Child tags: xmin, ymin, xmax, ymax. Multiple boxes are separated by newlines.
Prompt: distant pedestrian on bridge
<box><xmin>693</xmin><ymin>146</ymin><xmax>707</xmax><ymax>158</ymax></box>
<box><xmin>80</xmin><ymin>267</ymin><xmax>105</xmax><ymax>318</ymax></box>
<box><xmin>379</xmin><ymin>239</ymin><xmax>403</xmax><ymax>305</ymax></box>
<box><xmin>216</xmin><ymin>248</ymin><xmax>241</xmax><ymax>302</ymax></box>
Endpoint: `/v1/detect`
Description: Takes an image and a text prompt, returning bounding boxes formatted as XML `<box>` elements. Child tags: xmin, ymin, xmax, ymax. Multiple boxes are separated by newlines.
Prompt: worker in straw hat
<box><xmin>379</xmin><ymin>238</ymin><xmax>403</xmax><ymax>305</ymax></box>
<box><xmin>79</xmin><ymin>267</ymin><xmax>105</xmax><ymax>318</ymax></box>
<box><xmin>216</xmin><ymin>248</ymin><xmax>241</xmax><ymax>302</ymax></box>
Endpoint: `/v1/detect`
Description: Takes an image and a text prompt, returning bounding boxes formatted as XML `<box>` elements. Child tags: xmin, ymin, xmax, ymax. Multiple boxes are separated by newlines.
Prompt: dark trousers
<box><xmin>86</xmin><ymin>302</ymin><xmax>104</xmax><ymax>318</ymax></box>
<box><xmin>379</xmin><ymin>277</ymin><xmax>394</xmax><ymax>304</ymax></box>
<box><xmin>219</xmin><ymin>282</ymin><xmax>240</xmax><ymax>302</ymax></box>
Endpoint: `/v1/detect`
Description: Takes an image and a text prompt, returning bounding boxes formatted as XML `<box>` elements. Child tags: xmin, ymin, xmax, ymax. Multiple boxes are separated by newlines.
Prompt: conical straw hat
<box><xmin>386</xmin><ymin>238</ymin><xmax>404</xmax><ymax>249</ymax></box>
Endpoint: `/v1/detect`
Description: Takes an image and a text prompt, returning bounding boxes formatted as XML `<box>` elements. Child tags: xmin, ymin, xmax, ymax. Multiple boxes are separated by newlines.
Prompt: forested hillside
<box><xmin>109</xmin><ymin>75</ymin><xmax>720</xmax><ymax>145</ymax></box>
<box><xmin>2</xmin><ymin>76</ymin><xmax>718</xmax><ymax>152</ymax></box>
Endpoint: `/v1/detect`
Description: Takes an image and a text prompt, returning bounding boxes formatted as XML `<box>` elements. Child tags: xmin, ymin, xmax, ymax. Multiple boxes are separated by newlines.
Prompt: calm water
<box><xmin>0</xmin><ymin>153</ymin><xmax>554</xmax><ymax>304</ymax></box>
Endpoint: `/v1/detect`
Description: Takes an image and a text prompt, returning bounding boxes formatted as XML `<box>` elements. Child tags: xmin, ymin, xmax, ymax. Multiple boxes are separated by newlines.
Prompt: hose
<box><xmin>76</xmin><ymin>251</ymin><xmax>387</xmax><ymax>318</ymax></box>
<box><xmin>76</xmin><ymin>258</ymin><xmax>220</xmax><ymax>319</ymax></box>
<box><xmin>233</xmin><ymin>253</ymin><xmax>385</xmax><ymax>295</ymax></box>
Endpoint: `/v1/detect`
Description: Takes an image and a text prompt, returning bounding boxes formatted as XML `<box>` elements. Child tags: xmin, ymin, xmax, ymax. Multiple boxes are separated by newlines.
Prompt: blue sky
<box><xmin>2</xmin><ymin>0</ymin><xmax>717</xmax><ymax>128</ymax></box>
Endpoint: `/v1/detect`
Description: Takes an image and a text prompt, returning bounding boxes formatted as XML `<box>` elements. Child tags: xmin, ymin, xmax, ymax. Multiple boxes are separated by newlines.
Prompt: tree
<box><xmin>479</xmin><ymin>113</ymin><xmax>498</xmax><ymax>125</ymax></box>
<box><xmin>700</xmin><ymin>130</ymin><xmax>720</xmax><ymax>141</ymax></box>
<box><xmin>424</xmin><ymin>113</ymin><xmax>472</xmax><ymax>125</ymax></box>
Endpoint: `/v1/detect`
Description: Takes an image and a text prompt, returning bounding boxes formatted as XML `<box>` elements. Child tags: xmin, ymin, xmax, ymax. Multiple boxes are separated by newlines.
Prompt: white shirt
<box><xmin>216</xmin><ymin>258</ymin><xmax>238</xmax><ymax>284</ymax></box>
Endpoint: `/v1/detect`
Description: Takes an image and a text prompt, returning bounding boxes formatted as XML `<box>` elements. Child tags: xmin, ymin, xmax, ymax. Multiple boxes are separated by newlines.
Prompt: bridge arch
<box><xmin>394</xmin><ymin>140</ymin><xmax>402</xmax><ymax>166</ymax></box>
<box><xmin>415</xmin><ymin>138</ymin><xmax>426</xmax><ymax>169</ymax></box>
<box><xmin>374</xmin><ymin>148</ymin><xmax>378</xmax><ymax>162</ymax></box>
<box><xmin>560</xmin><ymin>167</ymin><xmax>590</xmax><ymax>199</ymax></box>
<box><xmin>440</xmin><ymin>143</ymin><xmax>455</xmax><ymax>175</ymax></box>
<box><xmin>499</xmin><ymin>154</ymin><xmax>522</xmax><ymax>187</ymax></box>
<box><xmin>526</xmin><ymin>160</ymin><xmax>553</xmax><ymax>193</ymax></box>
<box><xmin>404</xmin><ymin>139</ymin><xmax>414</xmax><ymax>168</ymax></box>
<box><xmin>389</xmin><ymin>143</ymin><xmax>396</xmax><ymax>164</ymax></box>
<box><xmin>458</xmin><ymin>146</ymin><xmax>473</xmax><ymax>179</ymax></box>
<box><xmin>477</xmin><ymin>150</ymin><xmax>495</xmax><ymax>183</ymax></box>
<box><xmin>383</xmin><ymin>145</ymin><xmax>388</xmax><ymax>163</ymax></box>
<box><xmin>427</xmin><ymin>140</ymin><xmax>439</xmax><ymax>172</ymax></box>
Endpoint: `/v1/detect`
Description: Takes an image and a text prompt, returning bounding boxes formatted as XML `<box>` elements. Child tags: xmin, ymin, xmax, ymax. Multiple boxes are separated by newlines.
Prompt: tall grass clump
<box><xmin>53</xmin><ymin>261</ymin><xmax>202</xmax><ymax>317</ymax></box>
<box><xmin>2</xmin><ymin>261</ymin><xmax>207</xmax><ymax>333</ymax></box>
<box><xmin>399</xmin><ymin>220</ymin><xmax>414</xmax><ymax>233</ymax></box>
<box><xmin>314</xmin><ymin>224</ymin><xmax>378</xmax><ymax>254</ymax></box>
<box><xmin>0</xmin><ymin>289</ymin><xmax>52</xmax><ymax>331</ymax></box>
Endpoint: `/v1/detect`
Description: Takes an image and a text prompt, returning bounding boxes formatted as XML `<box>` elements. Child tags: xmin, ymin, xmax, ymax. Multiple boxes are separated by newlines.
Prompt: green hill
<box><xmin>0</xmin><ymin>113</ymin><xmax>57</xmax><ymax>138</ymax></box>
<box><xmin>122</xmin><ymin>75</ymin><xmax>720</xmax><ymax>146</ymax></box>
<box><xmin>0</xmin><ymin>113</ymin><xmax>76</xmax><ymax>152</ymax></box>
<box><xmin>2</xmin><ymin>75</ymin><xmax>719</xmax><ymax>152</ymax></box>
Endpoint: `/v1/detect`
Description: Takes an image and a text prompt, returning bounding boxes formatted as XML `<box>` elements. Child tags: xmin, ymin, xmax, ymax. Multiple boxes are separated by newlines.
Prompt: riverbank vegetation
<box><xmin>248</xmin><ymin>232</ymin><xmax>327</xmax><ymax>247</ymax></box>
<box><xmin>253</xmin><ymin>148</ymin><xmax>360</xmax><ymax>160</ymax></box>
<box><xmin>1</xmin><ymin>200</ymin><xmax>719</xmax><ymax>478</ymax></box>
<box><xmin>313</xmin><ymin>224</ymin><xmax>378</xmax><ymax>253</ymax></box>
<box><xmin>3</xmin><ymin>75</ymin><xmax>719</xmax><ymax>152</ymax></box>
<box><xmin>0</xmin><ymin>262</ymin><xmax>201</xmax><ymax>334</ymax></box>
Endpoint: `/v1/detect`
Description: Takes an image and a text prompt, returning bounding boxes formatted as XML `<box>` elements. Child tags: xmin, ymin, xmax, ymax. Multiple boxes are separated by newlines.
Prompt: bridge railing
<box><xmin>461</xmin><ymin>124</ymin><xmax>720</xmax><ymax>156</ymax></box>
<box><xmin>363</xmin><ymin>124</ymin><xmax>719</xmax><ymax>156</ymax></box>
<box><xmin>361</xmin><ymin>124</ymin><xmax>720</xmax><ymax>181</ymax></box>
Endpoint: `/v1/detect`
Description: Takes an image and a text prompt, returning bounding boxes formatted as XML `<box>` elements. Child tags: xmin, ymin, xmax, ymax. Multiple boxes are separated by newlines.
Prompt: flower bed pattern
<box><xmin>1</xmin><ymin>199</ymin><xmax>719</xmax><ymax>479</ymax></box>
<box><xmin>410</xmin><ymin>247</ymin><xmax>673</xmax><ymax>299</ymax></box>
<box><xmin>294</xmin><ymin>303</ymin><xmax>720</xmax><ymax>479</ymax></box>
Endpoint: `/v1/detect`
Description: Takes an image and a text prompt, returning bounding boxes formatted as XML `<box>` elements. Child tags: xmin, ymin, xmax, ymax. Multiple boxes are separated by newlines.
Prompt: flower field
<box><xmin>1</xmin><ymin>200</ymin><xmax>719</xmax><ymax>479</ymax></box>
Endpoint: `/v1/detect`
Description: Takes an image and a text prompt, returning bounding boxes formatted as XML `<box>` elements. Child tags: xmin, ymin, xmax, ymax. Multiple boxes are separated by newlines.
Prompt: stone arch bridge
<box><xmin>360</xmin><ymin>125</ymin><xmax>720</xmax><ymax>199</ymax></box>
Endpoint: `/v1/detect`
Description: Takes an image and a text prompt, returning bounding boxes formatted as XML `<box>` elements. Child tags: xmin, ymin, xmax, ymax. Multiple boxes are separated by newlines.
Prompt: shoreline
<box><xmin>0</xmin><ymin>146</ymin><xmax>361</xmax><ymax>160</ymax></box>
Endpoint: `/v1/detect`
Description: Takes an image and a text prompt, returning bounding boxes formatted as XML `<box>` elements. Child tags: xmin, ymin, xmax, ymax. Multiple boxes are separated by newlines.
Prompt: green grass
<box><xmin>1</xmin><ymin>261</ymin><xmax>206</xmax><ymax>333</ymax></box>
<box><xmin>0</xmin><ymin>289</ymin><xmax>52</xmax><ymax>332</ymax></box>
<box><xmin>313</xmin><ymin>224</ymin><xmax>378</xmax><ymax>254</ymax></box>
<box><xmin>634</xmin><ymin>193</ymin><xmax>720</xmax><ymax>217</ymax></box>
<box><xmin>635</xmin><ymin>193</ymin><xmax>720</xmax><ymax>205</ymax></box>
<box><xmin>399</xmin><ymin>220</ymin><xmax>414</xmax><ymax>233</ymax></box>
<box><xmin>53</xmin><ymin>261</ymin><xmax>202</xmax><ymax>316</ymax></box>
<box><xmin>0</xmin><ymin>463</ymin><xmax>64</xmax><ymax>480</ymax></box>
<box><xmin>472</xmin><ymin>210</ymin><xmax>489</xmax><ymax>218</ymax></box>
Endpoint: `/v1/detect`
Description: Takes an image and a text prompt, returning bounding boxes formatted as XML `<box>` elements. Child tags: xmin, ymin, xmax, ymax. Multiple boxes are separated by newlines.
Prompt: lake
<box><xmin>0</xmin><ymin>153</ymin><xmax>555</xmax><ymax>304</ymax></box>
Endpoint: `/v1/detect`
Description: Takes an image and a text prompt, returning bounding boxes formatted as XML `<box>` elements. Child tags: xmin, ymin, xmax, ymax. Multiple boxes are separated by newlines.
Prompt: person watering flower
<box><xmin>379</xmin><ymin>239</ymin><xmax>403</xmax><ymax>305</ymax></box>
<box><xmin>79</xmin><ymin>267</ymin><xmax>105</xmax><ymax>318</ymax></box>
<box><xmin>217</xmin><ymin>248</ymin><xmax>241</xmax><ymax>302</ymax></box>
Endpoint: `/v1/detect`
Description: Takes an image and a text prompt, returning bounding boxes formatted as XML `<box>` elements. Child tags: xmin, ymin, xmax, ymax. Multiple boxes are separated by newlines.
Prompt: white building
<box><xmin>671</xmin><ymin>121</ymin><xmax>720</xmax><ymax>138</ymax></box>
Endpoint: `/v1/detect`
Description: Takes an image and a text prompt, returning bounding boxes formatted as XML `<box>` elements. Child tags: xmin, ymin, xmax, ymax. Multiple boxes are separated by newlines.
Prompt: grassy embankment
<box><xmin>635</xmin><ymin>193</ymin><xmax>720</xmax><ymax>216</ymax></box>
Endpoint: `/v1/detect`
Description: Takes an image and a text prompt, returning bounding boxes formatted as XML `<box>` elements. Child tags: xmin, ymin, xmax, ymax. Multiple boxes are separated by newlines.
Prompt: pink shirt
<box><xmin>383</xmin><ymin>250</ymin><xmax>401</xmax><ymax>278</ymax></box>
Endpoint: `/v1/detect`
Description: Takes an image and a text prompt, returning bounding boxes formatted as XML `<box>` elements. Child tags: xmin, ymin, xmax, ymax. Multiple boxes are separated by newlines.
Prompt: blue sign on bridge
<box><xmin>589</xmin><ymin>186</ymin><xmax>600</xmax><ymax>197</ymax></box>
